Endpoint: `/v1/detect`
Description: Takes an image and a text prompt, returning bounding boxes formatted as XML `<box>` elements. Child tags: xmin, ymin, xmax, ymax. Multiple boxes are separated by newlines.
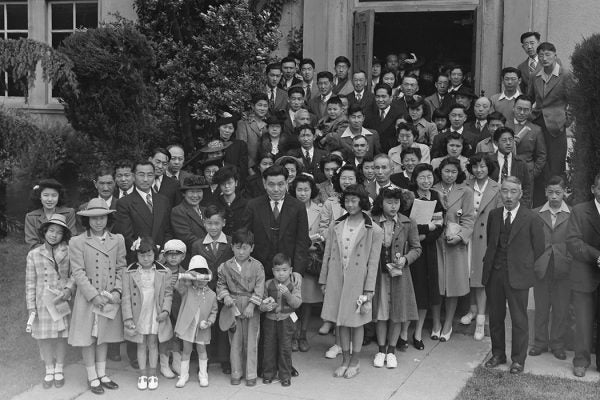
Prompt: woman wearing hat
<box><xmin>237</xmin><ymin>93</ymin><xmax>269</xmax><ymax>177</ymax></box>
<box><xmin>215</xmin><ymin>112</ymin><xmax>249</xmax><ymax>184</ymax></box>
<box><xmin>68</xmin><ymin>198</ymin><xmax>127</xmax><ymax>394</ymax></box>
<box><xmin>25</xmin><ymin>214</ymin><xmax>74</xmax><ymax>389</ymax></box>
<box><xmin>260</xmin><ymin>115</ymin><xmax>297</xmax><ymax>163</ymax></box>
<box><xmin>171</xmin><ymin>175</ymin><xmax>209</xmax><ymax>250</ymax></box>
<box><xmin>25</xmin><ymin>179</ymin><xmax>77</xmax><ymax>249</ymax></box>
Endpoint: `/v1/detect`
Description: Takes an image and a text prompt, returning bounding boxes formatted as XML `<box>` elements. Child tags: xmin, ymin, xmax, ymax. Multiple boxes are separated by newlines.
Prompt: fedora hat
<box><xmin>180</xmin><ymin>175</ymin><xmax>210</xmax><ymax>190</ymax></box>
<box><xmin>77</xmin><ymin>198</ymin><xmax>116</xmax><ymax>217</ymax></box>
<box><xmin>199</xmin><ymin>140</ymin><xmax>232</xmax><ymax>153</ymax></box>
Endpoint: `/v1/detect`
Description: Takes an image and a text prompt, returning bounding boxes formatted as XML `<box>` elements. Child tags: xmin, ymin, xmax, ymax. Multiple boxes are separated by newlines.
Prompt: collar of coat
<box><xmin>335</xmin><ymin>211</ymin><xmax>373</xmax><ymax>228</ymax></box>
<box><xmin>126</xmin><ymin>260</ymin><xmax>169</xmax><ymax>272</ymax></box>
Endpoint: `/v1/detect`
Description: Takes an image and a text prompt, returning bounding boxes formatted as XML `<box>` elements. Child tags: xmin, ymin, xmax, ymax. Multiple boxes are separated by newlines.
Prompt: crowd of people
<box><xmin>23</xmin><ymin>30</ymin><xmax>600</xmax><ymax>397</ymax></box>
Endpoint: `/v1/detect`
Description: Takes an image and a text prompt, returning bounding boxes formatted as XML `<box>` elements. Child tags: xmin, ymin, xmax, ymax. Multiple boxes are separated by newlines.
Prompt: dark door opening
<box><xmin>373</xmin><ymin>11</ymin><xmax>475</xmax><ymax>96</ymax></box>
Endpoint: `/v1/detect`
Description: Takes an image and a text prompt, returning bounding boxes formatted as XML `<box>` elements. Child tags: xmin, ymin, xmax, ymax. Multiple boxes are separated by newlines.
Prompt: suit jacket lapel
<box><xmin>132</xmin><ymin>192</ymin><xmax>153</xmax><ymax>230</ymax></box>
<box><xmin>478</xmin><ymin>180</ymin><xmax>499</xmax><ymax>212</ymax></box>
<box><xmin>586</xmin><ymin>202</ymin><xmax>600</xmax><ymax>236</ymax></box>
<box><xmin>446</xmin><ymin>186</ymin><xmax>464</xmax><ymax>210</ymax></box>
<box><xmin>183</xmin><ymin>201</ymin><xmax>204</xmax><ymax>228</ymax></box>
<box><xmin>508</xmin><ymin>206</ymin><xmax>527</xmax><ymax>243</ymax></box>
<box><xmin>260</xmin><ymin>196</ymin><xmax>273</xmax><ymax>234</ymax></box>
<box><xmin>543</xmin><ymin>73</ymin><xmax>561</xmax><ymax>96</ymax></box>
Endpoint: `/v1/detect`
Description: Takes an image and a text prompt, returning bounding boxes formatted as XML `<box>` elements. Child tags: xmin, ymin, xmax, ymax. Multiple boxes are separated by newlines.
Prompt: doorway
<box><xmin>372</xmin><ymin>11</ymin><xmax>476</xmax><ymax>95</ymax></box>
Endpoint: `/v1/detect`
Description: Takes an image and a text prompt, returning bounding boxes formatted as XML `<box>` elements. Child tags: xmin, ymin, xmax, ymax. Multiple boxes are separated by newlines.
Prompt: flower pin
<box><xmin>456</xmin><ymin>209</ymin><xmax>463</xmax><ymax>217</ymax></box>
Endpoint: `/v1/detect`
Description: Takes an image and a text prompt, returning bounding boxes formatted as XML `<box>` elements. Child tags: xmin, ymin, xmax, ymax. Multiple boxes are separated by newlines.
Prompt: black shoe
<box><xmin>246</xmin><ymin>378</ymin><xmax>256</xmax><ymax>387</ymax></box>
<box><xmin>298</xmin><ymin>338</ymin><xmax>310</xmax><ymax>352</ymax></box>
<box><xmin>397</xmin><ymin>337</ymin><xmax>409</xmax><ymax>351</ymax></box>
<box><xmin>54</xmin><ymin>373</ymin><xmax>65</xmax><ymax>388</ymax></box>
<box><xmin>485</xmin><ymin>355</ymin><xmax>507</xmax><ymax>368</ymax></box>
<box><xmin>291</xmin><ymin>367</ymin><xmax>299</xmax><ymax>377</ymax></box>
<box><xmin>552</xmin><ymin>349</ymin><xmax>567</xmax><ymax>360</ymax></box>
<box><xmin>281</xmin><ymin>379</ymin><xmax>291</xmax><ymax>387</ymax></box>
<box><xmin>262</xmin><ymin>377</ymin><xmax>272</xmax><ymax>384</ymax></box>
<box><xmin>130</xmin><ymin>359</ymin><xmax>139</xmax><ymax>370</ymax></box>
<box><xmin>107</xmin><ymin>353</ymin><xmax>121</xmax><ymax>362</ymax></box>
<box><xmin>88</xmin><ymin>378</ymin><xmax>105</xmax><ymax>394</ymax></box>
<box><xmin>509</xmin><ymin>362</ymin><xmax>524</xmax><ymax>374</ymax></box>
<box><xmin>230</xmin><ymin>378</ymin><xmax>241</xmax><ymax>385</ymax></box>
<box><xmin>362</xmin><ymin>336</ymin><xmax>372</xmax><ymax>346</ymax></box>
<box><xmin>221</xmin><ymin>362</ymin><xmax>231</xmax><ymax>375</ymax></box>
<box><xmin>42</xmin><ymin>374</ymin><xmax>54</xmax><ymax>389</ymax></box>
<box><xmin>528</xmin><ymin>347</ymin><xmax>546</xmax><ymax>356</ymax></box>
<box><xmin>99</xmin><ymin>376</ymin><xmax>119</xmax><ymax>390</ymax></box>
<box><xmin>412</xmin><ymin>334</ymin><xmax>425</xmax><ymax>350</ymax></box>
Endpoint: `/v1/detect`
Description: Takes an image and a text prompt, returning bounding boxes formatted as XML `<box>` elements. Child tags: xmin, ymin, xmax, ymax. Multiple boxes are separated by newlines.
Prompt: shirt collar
<box><xmin>539</xmin><ymin>201</ymin><xmax>570</xmax><ymax>214</ymax></box>
<box><xmin>503</xmin><ymin>202</ymin><xmax>520</xmax><ymax>219</ymax></box>
<box><xmin>595</xmin><ymin>199</ymin><xmax>600</xmax><ymax>215</ymax></box>
<box><xmin>537</xmin><ymin>63</ymin><xmax>560</xmax><ymax>78</ymax></box>
<box><xmin>450</xmin><ymin>126</ymin><xmax>464</xmax><ymax>134</ymax></box>
<box><xmin>203</xmin><ymin>232</ymin><xmax>228</xmax><ymax>244</ymax></box>
<box><xmin>354</xmin><ymin>89</ymin><xmax>364</xmax><ymax>97</ymax></box>
<box><xmin>321</xmin><ymin>92</ymin><xmax>332</xmax><ymax>102</ymax></box>
<box><xmin>378</xmin><ymin>214</ymin><xmax>398</xmax><ymax>224</ymax></box>
<box><xmin>498</xmin><ymin>89</ymin><xmax>521</xmax><ymax>101</ymax></box>
<box><xmin>473</xmin><ymin>179</ymin><xmax>489</xmax><ymax>194</ymax></box>
<box><xmin>341</xmin><ymin>127</ymin><xmax>373</xmax><ymax>138</ymax></box>
<box><xmin>136</xmin><ymin>186</ymin><xmax>151</xmax><ymax>199</ymax></box>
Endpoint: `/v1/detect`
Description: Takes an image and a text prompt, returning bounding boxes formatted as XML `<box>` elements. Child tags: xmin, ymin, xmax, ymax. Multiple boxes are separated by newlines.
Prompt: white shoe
<box><xmin>385</xmin><ymin>353</ymin><xmax>398</xmax><ymax>369</ymax></box>
<box><xmin>175</xmin><ymin>360</ymin><xmax>190</xmax><ymax>388</ymax></box>
<box><xmin>198</xmin><ymin>359</ymin><xmax>208</xmax><ymax>387</ymax></box>
<box><xmin>148</xmin><ymin>376</ymin><xmax>158</xmax><ymax>390</ymax></box>
<box><xmin>474</xmin><ymin>314</ymin><xmax>486</xmax><ymax>341</ymax></box>
<box><xmin>325</xmin><ymin>344</ymin><xmax>342</xmax><ymax>359</ymax></box>
<box><xmin>137</xmin><ymin>376</ymin><xmax>148</xmax><ymax>390</ymax></box>
<box><xmin>160</xmin><ymin>354</ymin><xmax>176</xmax><ymax>379</ymax></box>
<box><xmin>373</xmin><ymin>352</ymin><xmax>386</xmax><ymax>368</ymax></box>
<box><xmin>460</xmin><ymin>311</ymin><xmax>475</xmax><ymax>325</ymax></box>
<box><xmin>171</xmin><ymin>352</ymin><xmax>182</xmax><ymax>375</ymax></box>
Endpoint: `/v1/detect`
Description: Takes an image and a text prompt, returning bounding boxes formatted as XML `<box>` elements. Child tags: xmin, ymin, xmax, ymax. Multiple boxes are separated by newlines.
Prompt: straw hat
<box><xmin>77</xmin><ymin>198</ymin><xmax>116</xmax><ymax>217</ymax></box>
<box><xmin>38</xmin><ymin>214</ymin><xmax>71</xmax><ymax>242</ymax></box>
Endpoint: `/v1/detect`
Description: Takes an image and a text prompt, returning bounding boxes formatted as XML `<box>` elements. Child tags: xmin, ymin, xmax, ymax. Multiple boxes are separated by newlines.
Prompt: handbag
<box><xmin>305</xmin><ymin>241</ymin><xmax>324</xmax><ymax>277</ymax></box>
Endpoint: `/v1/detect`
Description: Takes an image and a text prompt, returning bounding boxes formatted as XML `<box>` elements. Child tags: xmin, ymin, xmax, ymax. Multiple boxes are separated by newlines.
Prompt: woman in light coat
<box><xmin>431</xmin><ymin>157</ymin><xmax>475</xmax><ymax>343</ymax></box>
<box><xmin>68</xmin><ymin>199</ymin><xmax>126</xmax><ymax>394</ymax></box>
<box><xmin>319</xmin><ymin>184</ymin><xmax>384</xmax><ymax>379</ymax></box>
<box><xmin>236</xmin><ymin>93</ymin><xmax>269</xmax><ymax>177</ymax></box>
<box><xmin>462</xmin><ymin>153</ymin><xmax>501</xmax><ymax>339</ymax></box>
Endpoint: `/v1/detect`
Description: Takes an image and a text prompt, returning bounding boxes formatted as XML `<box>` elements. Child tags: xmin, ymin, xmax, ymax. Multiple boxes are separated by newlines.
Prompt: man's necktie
<box><xmin>356</xmin><ymin>93</ymin><xmax>362</xmax><ymax>102</ymax></box>
<box><xmin>305</xmin><ymin>150</ymin><xmax>311</xmax><ymax>165</ymax></box>
<box><xmin>270</xmin><ymin>88</ymin><xmax>275</xmax><ymax>109</ymax></box>
<box><xmin>501</xmin><ymin>153</ymin><xmax>509</xmax><ymax>182</ymax></box>
<box><xmin>146</xmin><ymin>193</ymin><xmax>153</xmax><ymax>213</ymax></box>
<box><xmin>273</xmin><ymin>201</ymin><xmax>280</xmax><ymax>220</ymax></box>
<box><xmin>306</xmin><ymin>85</ymin><xmax>311</xmax><ymax>100</ymax></box>
<box><xmin>211</xmin><ymin>241</ymin><xmax>218</xmax><ymax>256</ymax></box>
<box><xmin>505</xmin><ymin>211</ymin><xmax>512</xmax><ymax>230</ymax></box>
<box><xmin>153</xmin><ymin>179</ymin><xmax>159</xmax><ymax>194</ymax></box>
<box><xmin>380</xmin><ymin>109</ymin><xmax>385</xmax><ymax>121</ymax></box>
<box><xmin>120</xmin><ymin>190</ymin><xmax>126</xmax><ymax>199</ymax></box>
<box><xmin>529</xmin><ymin>58</ymin><xmax>537</xmax><ymax>73</ymax></box>
<box><xmin>476</xmin><ymin>121</ymin><xmax>482</xmax><ymax>131</ymax></box>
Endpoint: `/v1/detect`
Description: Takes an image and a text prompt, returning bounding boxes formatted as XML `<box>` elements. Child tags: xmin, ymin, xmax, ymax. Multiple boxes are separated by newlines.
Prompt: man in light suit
<box><xmin>307</xmin><ymin>71</ymin><xmax>334</xmax><ymax>121</ymax></box>
<box><xmin>364</xmin><ymin>83</ymin><xmax>404</xmax><ymax>153</ymax></box>
<box><xmin>425</xmin><ymin>73</ymin><xmax>452</xmax><ymax>119</ymax></box>
<box><xmin>566</xmin><ymin>173</ymin><xmax>600</xmax><ymax>377</ymax></box>
<box><xmin>517</xmin><ymin>32</ymin><xmax>542</xmax><ymax>94</ymax></box>
<box><xmin>507</xmin><ymin>95</ymin><xmax>547</xmax><ymax>207</ymax></box>
<box><xmin>242</xmin><ymin>165</ymin><xmax>310</xmax><ymax>279</ymax></box>
<box><xmin>347</xmin><ymin>70</ymin><xmax>375</xmax><ymax>114</ymax></box>
<box><xmin>483</xmin><ymin>176</ymin><xmax>545</xmax><ymax>374</ymax></box>
<box><xmin>528</xmin><ymin>42</ymin><xmax>571</xmax><ymax>180</ymax></box>
<box><xmin>265</xmin><ymin>63</ymin><xmax>288</xmax><ymax>115</ymax></box>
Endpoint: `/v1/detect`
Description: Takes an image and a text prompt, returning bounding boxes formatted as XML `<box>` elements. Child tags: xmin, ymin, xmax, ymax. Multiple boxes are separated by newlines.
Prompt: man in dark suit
<box><xmin>265</xmin><ymin>63</ymin><xmax>288</xmax><ymax>115</ymax></box>
<box><xmin>431</xmin><ymin>103</ymin><xmax>479</xmax><ymax>158</ymax></box>
<box><xmin>242</xmin><ymin>165</ymin><xmax>310</xmax><ymax>279</ymax></box>
<box><xmin>166</xmin><ymin>144</ymin><xmax>193</xmax><ymax>182</ymax></box>
<box><xmin>364</xmin><ymin>82</ymin><xmax>404</xmax><ymax>153</ymax></box>
<box><xmin>307</xmin><ymin>71</ymin><xmax>334</xmax><ymax>121</ymax></box>
<box><xmin>425</xmin><ymin>73</ymin><xmax>452</xmax><ymax>119</ymax></box>
<box><xmin>489</xmin><ymin>127</ymin><xmax>532</xmax><ymax>207</ymax></box>
<box><xmin>464</xmin><ymin>96</ymin><xmax>492</xmax><ymax>141</ymax></box>
<box><xmin>77</xmin><ymin>166</ymin><xmax>119</xmax><ymax>233</ymax></box>
<box><xmin>347</xmin><ymin>70</ymin><xmax>375</xmax><ymax>114</ymax></box>
<box><xmin>299</xmin><ymin>58</ymin><xmax>317</xmax><ymax>102</ymax></box>
<box><xmin>149</xmin><ymin>147</ymin><xmax>182</xmax><ymax>207</ymax></box>
<box><xmin>483</xmin><ymin>176</ymin><xmax>545</xmax><ymax>374</ymax></box>
<box><xmin>566</xmin><ymin>173</ymin><xmax>600</xmax><ymax>377</ymax></box>
<box><xmin>278</xmin><ymin>56</ymin><xmax>302</xmax><ymax>90</ymax></box>
<box><xmin>282</xmin><ymin>87</ymin><xmax>317</xmax><ymax>136</ymax></box>
<box><xmin>286</xmin><ymin>124</ymin><xmax>327</xmax><ymax>183</ymax></box>
<box><xmin>114</xmin><ymin>159</ymin><xmax>135</xmax><ymax>199</ymax></box>
<box><xmin>517</xmin><ymin>32</ymin><xmax>542</xmax><ymax>94</ymax></box>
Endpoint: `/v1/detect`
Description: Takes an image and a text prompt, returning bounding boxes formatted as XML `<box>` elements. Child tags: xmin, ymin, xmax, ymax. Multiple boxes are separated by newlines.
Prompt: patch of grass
<box><xmin>0</xmin><ymin>235</ymin><xmax>79</xmax><ymax>399</ymax></box>
<box><xmin>456</xmin><ymin>366</ymin><xmax>600</xmax><ymax>400</ymax></box>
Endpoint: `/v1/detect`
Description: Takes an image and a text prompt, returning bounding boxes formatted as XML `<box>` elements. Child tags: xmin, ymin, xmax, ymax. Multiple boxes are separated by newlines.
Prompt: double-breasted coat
<box><xmin>372</xmin><ymin>213</ymin><xmax>422</xmax><ymax>323</ymax></box>
<box><xmin>465</xmin><ymin>178</ymin><xmax>501</xmax><ymax>287</ymax></box>
<box><xmin>68</xmin><ymin>231</ymin><xmax>126</xmax><ymax>346</ymax></box>
<box><xmin>121</xmin><ymin>261</ymin><xmax>174</xmax><ymax>343</ymax></box>
<box><xmin>25</xmin><ymin>242</ymin><xmax>74</xmax><ymax>339</ymax></box>
<box><xmin>432</xmin><ymin>183</ymin><xmax>475</xmax><ymax>297</ymax></box>
<box><xmin>319</xmin><ymin>212</ymin><xmax>384</xmax><ymax>327</ymax></box>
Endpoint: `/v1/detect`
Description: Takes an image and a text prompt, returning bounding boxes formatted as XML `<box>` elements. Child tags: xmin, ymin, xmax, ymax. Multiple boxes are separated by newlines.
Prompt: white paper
<box><xmin>290</xmin><ymin>312</ymin><xmax>298</xmax><ymax>323</ymax></box>
<box><xmin>409</xmin><ymin>198</ymin><xmax>437</xmax><ymax>225</ymax></box>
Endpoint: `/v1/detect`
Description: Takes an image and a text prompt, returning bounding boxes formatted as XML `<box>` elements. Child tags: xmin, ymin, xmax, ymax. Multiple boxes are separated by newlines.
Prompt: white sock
<box><xmin>54</xmin><ymin>363</ymin><xmax>64</xmax><ymax>376</ymax></box>
<box><xmin>45</xmin><ymin>365</ymin><xmax>54</xmax><ymax>380</ymax></box>
<box><xmin>96</xmin><ymin>361</ymin><xmax>106</xmax><ymax>377</ymax></box>
<box><xmin>86</xmin><ymin>366</ymin><xmax>98</xmax><ymax>382</ymax></box>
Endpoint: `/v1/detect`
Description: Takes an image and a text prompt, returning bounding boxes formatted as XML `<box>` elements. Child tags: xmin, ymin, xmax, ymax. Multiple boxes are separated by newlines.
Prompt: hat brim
<box><xmin>76</xmin><ymin>209</ymin><xmax>116</xmax><ymax>217</ymax></box>
<box><xmin>199</xmin><ymin>141</ymin><xmax>232</xmax><ymax>153</ymax></box>
<box><xmin>40</xmin><ymin>220</ymin><xmax>70</xmax><ymax>231</ymax></box>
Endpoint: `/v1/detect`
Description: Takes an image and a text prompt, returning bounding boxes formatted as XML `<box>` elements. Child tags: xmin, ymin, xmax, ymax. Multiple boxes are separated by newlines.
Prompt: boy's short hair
<box><xmin>536</xmin><ymin>42</ymin><xmax>556</xmax><ymax>54</ymax></box>
<box><xmin>288</xmin><ymin>86</ymin><xmax>305</xmax><ymax>98</ymax></box>
<box><xmin>327</xmin><ymin>96</ymin><xmax>343</xmax><ymax>107</ymax></box>
<box><xmin>501</xmin><ymin>66</ymin><xmax>521</xmax><ymax>79</ymax></box>
<box><xmin>487</xmin><ymin>111</ymin><xmax>506</xmax><ymax>124</ymax></box>
<box><xmin>272</xmin><ymin>253</ymin><xmax>291</xmax><ymax>268</ymax></box>
<box><xmin>265</xmin><ymin>63</ymin><xmax>282</xmax><ymax>74</ymax></box>
<box><xmin>232</xmin><ymin>228</ymin><xmax>254</xmax><ymax>246</ymax></box>
<box><xmin>316</xmin><ymin>71</ymin><xmax>333</xmax><ymax>82</ymax></box>
<box><xmin>374</xmin><ymin>82</ymin><xmax>392</xmax><ymax>96</ymax></box>
<box><xmin>300</xmin><ymin>58</ymin><xmax>315</xmax><ymax>69</ymax></box>
<box><xmin>204</xmin><ymin>204</ymin><xmax>226</xmax><ymax>220</ymax></box>
<box><xmin>347</xmin><ymin>103</ymin><xmax>364</xmax><ymax>116</ymax></box>
<box><xmin>545</xmin><ymin>175</ymin><xmax>567</xmax><ymax>189</ymax></box>
<box><xmin>334</xmin><ymin>56</ymin><xmax>351</xmax><ymax>67</ymax></box>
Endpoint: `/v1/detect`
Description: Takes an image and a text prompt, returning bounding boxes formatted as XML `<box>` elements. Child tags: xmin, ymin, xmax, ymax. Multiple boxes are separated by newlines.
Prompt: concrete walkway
<box><xmin>12</xmin><ymin>330</ymin><xmax>490</xmax><ymax>400</ymax></box>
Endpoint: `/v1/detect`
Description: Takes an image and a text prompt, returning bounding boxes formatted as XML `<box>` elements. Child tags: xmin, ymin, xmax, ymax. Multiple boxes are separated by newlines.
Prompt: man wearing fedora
<box><xmin>149</xmin><ymin>147</ymin><xmax>182</xmax><ymax>208</ymax></box>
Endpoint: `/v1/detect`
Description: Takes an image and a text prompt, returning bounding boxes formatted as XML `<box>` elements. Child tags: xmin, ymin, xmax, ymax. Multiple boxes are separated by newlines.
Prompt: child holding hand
<box><xmin>122</xmin><ymin>237</ymin><xmax>174</xmax><ymax>391</ymax></box>
<box><xmin>173</xmin><ymin>255</ymin><xmax>218</xmax><ymax>388</ymax></box>
<box><xmin>260</xmin><ymin>253</ymin><xmax>302</xmax><ymax>387</ymax></box>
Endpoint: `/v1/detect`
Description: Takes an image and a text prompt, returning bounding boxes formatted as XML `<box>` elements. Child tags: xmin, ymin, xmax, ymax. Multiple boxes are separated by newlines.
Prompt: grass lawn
<box><xmin>456</xmin><ymin>366</ymin><xmax>600</xmax><ymax>400</ymax></box>
<box><xmin>0</xmin><ymin>235</ymin><xmax>79</xmax><ymax>399</ymax></box>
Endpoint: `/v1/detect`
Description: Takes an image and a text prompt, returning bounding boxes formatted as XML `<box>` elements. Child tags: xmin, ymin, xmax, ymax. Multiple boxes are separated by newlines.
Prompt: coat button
<box><xmin>133</xmin><ymin>302</ymin><xmax>136</xmax><ymax>306</ymax></box>
<box><xmin>480</xmin><ymin>235</ymin><xmax>483</xmax><ymax>239</ymax></box>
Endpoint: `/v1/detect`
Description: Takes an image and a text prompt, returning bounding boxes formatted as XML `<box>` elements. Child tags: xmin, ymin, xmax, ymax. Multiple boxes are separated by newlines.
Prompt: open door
<box><xmin>353</xmin><ymin>9</ymin><xmax>374</xmax><ymax>82</ymax></box>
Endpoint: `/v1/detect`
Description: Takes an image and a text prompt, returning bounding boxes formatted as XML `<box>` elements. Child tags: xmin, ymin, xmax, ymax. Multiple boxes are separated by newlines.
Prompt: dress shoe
<box><xmin>552</xmin><ymin>349</ymin><xmax>567</xmax><ymax>360</ymax></box>
<box><xmin>43</xmin><ymin>374</ymin><xmax>54</xmax><ymax>389</ymax></box>
<box><xmin>262</xmin><ymin>377</ymin><xmax>272</xmax><ymax>384</ymax></box>
<box><xmin>54</xmin><ymin>373</ymin><xmax>65</xmax><ymax>388</ymax></box>
<box><xmin>430</xmin><ymin>328</ymin><xmax>441</xmax><ymax>340</ymax></box>
<box><xmin>230</xmin><ymin>378</ymin><xmax>241</xmax><ymax>385</ymax></box>
<box><xmin>439</xmin><ymin>328</ymin><xmax>452</xmax><ymax>342</ymax></box>
<box><xmin>573</xmin><ymin>366</ymin><xmax>586</xmax><ymax>377</ymax></box>
<box><xmin>291</xmin><ymin>338</ymin><xmax>299</xmax><ymax>352</ymax></box>
<box><xmin>246</xmin><ymin>378</ymin><xmax>256</xmax><ymax>387</ymax></box>
<box><xmin>291</xmin><ymin>366</ymin><xmax>299</xmax><ymax>377</ymax></box>
<box><xmin>89</xmin><ymin>378</ymin><xmax>105</xmax><ymax>394</ymax></box>
<box><xmin>99</xmin><ymin>376</ymin><xmax>119</xmax><ymax>389</ymax></box>
<box><xmin>412</xmin><ymin>334</ymin><xmax>425</xmax><ymax>350</ymax></box>
<box><xmin>281</xmin><ymin>379</ymin><xmax>291</xmax><ymax>387</ymax></box>
<box><xmin>528</xmin><ymin>347</ymin><xmax>546</xmax><ymax>356</ymax></box>
<box><xmin>130</xmin><ymin>359</ymin><xmax>140</xmax><ymax>370</ymax></box>
<box><xmin>298</xmin><ymin>338</ymin><xmax>310</xmax><ymax>352</ymax></box>
<box><xmin>485</xmin><ymin>355</ymin><xmax>507</xmax><ymax>368</ymax></box>
<box><xmin>397</xmin><ymin>337</ymin><xmax>409</xmax><ymax>350</ymax></box>
<box><xmin>221</xmin><ymin>362</ymin><xmax>231</xmax><ymax>375</ymax></box>
<box><xmin>509</xmin><ymin>362</ymin><xmax>524</xmax><ymax>374</ymax></box>
<box><xmin>460</xmin><ymin>311</ymin><xmax>475</xmax><ymax>325</ymax></box>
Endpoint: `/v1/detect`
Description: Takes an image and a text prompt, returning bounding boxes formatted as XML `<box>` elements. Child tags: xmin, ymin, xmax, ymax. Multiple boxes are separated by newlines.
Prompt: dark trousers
<box><xmin>533</xmin><ymin>264</ymin><xmax>571</xmax><ymax>351</ymax></box>
<box><xmin>262</xmin><ymin>317</ymin><xmax>295</xmax><ymax>381</ymax></box>
<box><xmin>572</xmin><ymin>288</ymin><xmax>600</xmax><ymax>369</ymax></box>
<box><xmin>486</xmin><ymin>267</ymin><xmax>530</xmax><ymax>365</ymax></box>
<box><xmin>209</xmin><ymin>303</ymin><xmax>231</xmax><ymax>364</ymax></box>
